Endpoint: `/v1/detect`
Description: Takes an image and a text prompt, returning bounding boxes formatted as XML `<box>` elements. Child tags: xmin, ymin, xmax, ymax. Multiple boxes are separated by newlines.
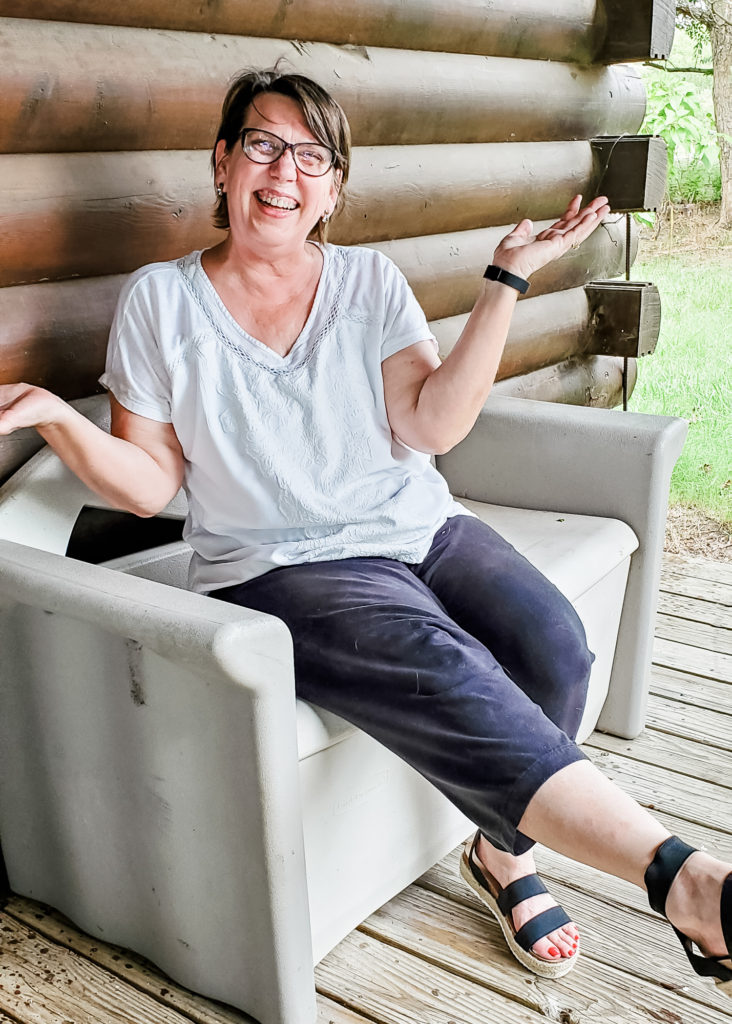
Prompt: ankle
<box><xmin>475</xmin><ymin>834</ymin><xmax>536</xmax><ymax>886</ymax></box>
<box><xmin>665</xmin><ymin>851</ymin><xmax>729</xmax><ymax>957</ymax></box>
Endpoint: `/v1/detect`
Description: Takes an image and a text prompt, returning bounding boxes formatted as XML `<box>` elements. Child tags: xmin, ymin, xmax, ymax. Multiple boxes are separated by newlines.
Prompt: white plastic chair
<box><xmin>0</xmin><ymin>395</ymin><xmax>685</xmax><ymax>1024</ymax></box>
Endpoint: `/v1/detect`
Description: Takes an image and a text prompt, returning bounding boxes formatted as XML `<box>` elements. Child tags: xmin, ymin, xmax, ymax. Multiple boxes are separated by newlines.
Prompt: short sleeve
<box><xmin>378</xmin><ymin>255</ymin><xmax>437</xmax><ymax>362</ymax></box>
<box><xmin>99</xmin><ymin>270</ymin><xmax>173</xmax><ymax>423</ymax></box>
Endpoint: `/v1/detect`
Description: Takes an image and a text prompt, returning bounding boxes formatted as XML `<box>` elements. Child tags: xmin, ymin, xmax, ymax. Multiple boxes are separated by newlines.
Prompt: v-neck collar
<box><xmin>185</xmin><ymin>243</ymin><xmax>332</xmax><ymax>370</ymax></box>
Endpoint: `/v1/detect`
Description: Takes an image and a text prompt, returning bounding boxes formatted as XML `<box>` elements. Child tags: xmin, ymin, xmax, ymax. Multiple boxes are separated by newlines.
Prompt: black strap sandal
<box><xmin>459</xmin><ymin>832</ymin><xmax>578</xmax><ymax>978</ymax></box>
<box><xmin>645</xmin><ymin>835</ymin><xmax>732</xmax><ymax>995</ymax></box>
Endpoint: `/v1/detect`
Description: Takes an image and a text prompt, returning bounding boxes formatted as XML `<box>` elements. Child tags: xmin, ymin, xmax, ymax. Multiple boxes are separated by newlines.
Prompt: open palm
<box><xmin>493</xmin><ymin>194</ymin><xmax>611</xmax><ymax>281</ymax></box>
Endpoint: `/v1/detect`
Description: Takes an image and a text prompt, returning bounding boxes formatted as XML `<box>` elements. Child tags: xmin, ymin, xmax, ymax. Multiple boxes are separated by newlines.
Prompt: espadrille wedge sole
<box><xmin>459</xmin><ymin>833</ymin><xmax>578</xmax><ymax>980</ymax></box>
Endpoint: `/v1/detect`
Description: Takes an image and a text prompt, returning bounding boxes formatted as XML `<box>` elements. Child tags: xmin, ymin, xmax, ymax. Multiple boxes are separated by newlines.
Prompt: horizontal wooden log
<box><xmin>0</xmin><ymin>152</ymin><xmax>224</xmax><ymax>287</ymax></box>
<box><xmin>0</xmin><ymin>217</ymin><xmax>634</xmax><ymax>382</ymax></box>
<box><xmin>0</xmin><ymin>218</ymin><xmax>635</xmax><ymax>398</ymax></box>
<box><xmin>0</xmin><ymin>19</ymin><xmax>646</xmax><ymax>152</ymax></box>
<box><xmin>493</xmin><ymin>354</ymin><xmax>636</xmax><ymax>407</ymax></box>
<box><xmin>0</xmin><ymin>284</ymin><xmax>592</xmax><ymax>403</ymax></box>
<box><xmin>0</xmin><ymin>143</ymin><xmax>607</xmax><ymax>286</ymax></box>
<box><xmin>598</xmin><ymin>0</ymin><xmax>675</xmax><ymax>63</ymax></box>
<box><xmin>0</xmin><ymin>1</ymin><xmax>603</xmax><ymax>63</ymax></box>
<box><xmin>342</xmin><ymin>144</ymin><xmax>601</xmax><ymax>243</ymax></box>
<box><xmin>591</xmin><ymin>135</ymin><xmax>667</xmax><ymax>212</ymax></box>
<box><xmin>585</xmin><ymin>281</ymin><xmax>661</xmax><ymax>357</ymax></box>
<box><xmin>0</xmin><ymin>214</ymin><xmax>636</xmax><ymax>481</ymax></box>
<box><xmin>436</xmin><ymin>285</ymin><xmax>653</xmax><ymax>377</ymax></box>
<box><xmin>432</xmin><ymin>288</ymin><xmax>591</xmax><ymax>381</ymax></box>
<box><xmin>0</xmin><ymin>275</ymin><xmax>125</xmax><ymax>396</ymax></box>
<box><xmin>0</xmin><ymin>358</ymin><xmax>637</xmax><ymax>487</ymax></box>
<box><xmin>373</xmin><ymin>215</ymin><xmax>636</xmax><ymax>320</ymax></box>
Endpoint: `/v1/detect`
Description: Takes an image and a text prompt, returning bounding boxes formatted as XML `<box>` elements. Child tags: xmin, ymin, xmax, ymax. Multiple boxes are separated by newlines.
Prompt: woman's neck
<box><xmin>202</xmin><ymin>235</ymin><xmax>320</xmax><ymax>298</ymax></box>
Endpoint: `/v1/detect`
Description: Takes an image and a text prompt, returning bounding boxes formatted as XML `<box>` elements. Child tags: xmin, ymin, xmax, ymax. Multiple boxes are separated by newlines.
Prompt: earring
<box><xmin>216</xmin><ymin>184</ymin><xmax>225</xmax><ymax>198</ymax></box>
<box><xmin>322</xmin><ymin>211</ymin><xmax>331</xmax><ymax>223</ymax></box>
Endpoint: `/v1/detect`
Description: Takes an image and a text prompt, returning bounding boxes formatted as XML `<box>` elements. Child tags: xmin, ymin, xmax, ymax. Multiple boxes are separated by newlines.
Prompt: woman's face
<box><xmin>214</xmin><ymin>91</ymin><xmax>340</xmax><ymax>251</ymax></box>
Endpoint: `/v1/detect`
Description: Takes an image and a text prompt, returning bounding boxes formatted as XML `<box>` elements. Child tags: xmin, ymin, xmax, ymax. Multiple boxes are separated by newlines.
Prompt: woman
<box><xmin>0</xmin><ymin>68</ymin><xmax>729</xmax><ymax>988</ymax></box>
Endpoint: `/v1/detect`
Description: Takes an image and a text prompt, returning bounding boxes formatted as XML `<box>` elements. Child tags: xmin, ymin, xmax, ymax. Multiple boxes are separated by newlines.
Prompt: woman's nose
<box><xmin>269</xmin><ymin>146</ymin><xmax>298</xmax><ymax>179</ymax></box>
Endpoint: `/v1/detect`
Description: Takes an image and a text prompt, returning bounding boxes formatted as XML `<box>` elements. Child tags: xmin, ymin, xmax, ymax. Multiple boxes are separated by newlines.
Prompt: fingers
<box><xmin>506</xmin><ymin>218</ymin><xmax>534</xmax><ymax>240</ymax></box>
<box><xmin>538</xmin><ymin>195</ymin><xmax>609</xmax><ymax>234</ymax></box>
<box><xmin>0</xmin><ymin>384</ymin><xmax>61</xmax><ymax>435</ymax></box>
<box><xmin>535</xmin><ymin>195</ymin><xmax>609</xmax><ymax>244</ymax></box>
<box><xmin>567</xmin><ymin>194</ymin><xmax>583</xmax><ymax>217</ymax></box>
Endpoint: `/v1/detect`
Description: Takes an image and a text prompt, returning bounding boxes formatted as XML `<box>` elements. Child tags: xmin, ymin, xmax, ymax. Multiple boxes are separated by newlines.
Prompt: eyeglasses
<box><xmin>239</xmin><ymin>128</ymin><xmax>335</xmax><ymax>177</ymax></box>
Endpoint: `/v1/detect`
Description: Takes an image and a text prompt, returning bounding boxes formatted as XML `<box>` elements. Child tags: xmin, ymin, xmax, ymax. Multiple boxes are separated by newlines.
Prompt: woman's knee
<box><xmin>532</xmin><ymin>611</ymin><xmax>593</xmax><ymax>735</ymax></box>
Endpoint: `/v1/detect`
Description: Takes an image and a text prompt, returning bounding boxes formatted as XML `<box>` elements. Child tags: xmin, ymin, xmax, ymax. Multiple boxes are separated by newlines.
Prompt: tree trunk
<box><xmin>710</xmin><ymin>1</ymin><xmax>732</xmax><ymax>226</ymax></box>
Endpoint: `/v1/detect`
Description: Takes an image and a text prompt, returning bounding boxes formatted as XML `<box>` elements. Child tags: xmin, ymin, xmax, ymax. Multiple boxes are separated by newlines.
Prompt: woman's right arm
<box><xmin>0</xmin><ymin>384</ymin><xmax>184</xmax><ymax>517</ymax></box>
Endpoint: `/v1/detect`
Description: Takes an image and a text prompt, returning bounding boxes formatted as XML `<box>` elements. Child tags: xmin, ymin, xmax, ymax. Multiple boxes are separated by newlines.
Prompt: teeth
<box><xmin>257</xmin><ymin>193</ymin><xmax>298</xmax><ymax>210</ymax></box>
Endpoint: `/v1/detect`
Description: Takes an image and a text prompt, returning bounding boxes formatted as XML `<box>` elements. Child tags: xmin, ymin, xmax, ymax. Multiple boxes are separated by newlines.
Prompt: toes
<box><xmin>532</xmin><ymin>936</ymin><xmax>563</xmax><ymax>960</ymax></box>
<box><xmin>549</xmin><ymin>930</ymin><xmax>574</xmax><ymax>957</ymax></box>
<box><xmin>532</xmin><ymin>926</ymin><xmax>579</xmax><ymax>961</ymax></box>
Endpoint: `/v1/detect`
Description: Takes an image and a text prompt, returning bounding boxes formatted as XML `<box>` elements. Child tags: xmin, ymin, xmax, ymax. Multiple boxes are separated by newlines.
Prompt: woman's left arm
<box><xmin>382</xmin><ymin>194</ymin><xmax>610</xmax><ymax>455</ymax></box>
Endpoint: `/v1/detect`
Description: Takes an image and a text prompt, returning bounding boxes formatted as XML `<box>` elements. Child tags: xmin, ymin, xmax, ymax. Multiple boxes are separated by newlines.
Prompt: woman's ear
<box><xmin>328</xmin><ymin>168</ymin><xmax>343</xmax><ymax>209</ymax></box>
<box><xmin>214</xmin><ymin>139</ymin><xmax>230</xmax><ymax>189</ymax></box>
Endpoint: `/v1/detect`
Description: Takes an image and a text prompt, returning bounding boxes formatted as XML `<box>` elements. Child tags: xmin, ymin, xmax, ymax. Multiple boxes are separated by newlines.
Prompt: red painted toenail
<box><xmin>549</xmin><ymin>947</ymin><xmax>560</xmax><ymax>957</ymax></box>
<box><xmin>567</xmin><ymin>949</ymin><xmax>575</xmax><ymax>956</ymax></box>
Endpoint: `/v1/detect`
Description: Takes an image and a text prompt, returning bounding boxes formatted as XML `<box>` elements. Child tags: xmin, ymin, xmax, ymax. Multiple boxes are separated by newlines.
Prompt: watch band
<box><xmin>483</xmin><ymin>264</ymin><xmax>530</xmax><ymax>294</ymax></box>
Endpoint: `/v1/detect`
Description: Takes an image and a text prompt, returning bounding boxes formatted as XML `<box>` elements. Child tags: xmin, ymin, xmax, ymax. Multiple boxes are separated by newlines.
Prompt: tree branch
<box><xmin>676</xmin><ymin>3</ymin><xmax>713</xmax><ymax>31</ymax></box>
<box><xmin>677</xmin><ymin>1</ymin><xmax>732</xmax><ymax>31</ymax></box>
<box><xmin>643</xmin><ymin>61</ymin><xmax>714</xmax><ymax>73</ymax></box>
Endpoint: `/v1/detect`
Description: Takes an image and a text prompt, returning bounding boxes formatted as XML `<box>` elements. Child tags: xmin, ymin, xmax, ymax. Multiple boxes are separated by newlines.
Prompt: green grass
<box><xmin>628</xmin><ymin>254</ymin><xmax>731</xmax><ymax>523</ymax></box>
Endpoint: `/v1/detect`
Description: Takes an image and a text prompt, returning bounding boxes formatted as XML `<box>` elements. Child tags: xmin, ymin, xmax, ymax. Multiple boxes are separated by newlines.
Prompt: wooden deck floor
<box><xmin>1</xmin><ymin>553</ymin><xmax>730</xmax><ymax>1024</ymax></box>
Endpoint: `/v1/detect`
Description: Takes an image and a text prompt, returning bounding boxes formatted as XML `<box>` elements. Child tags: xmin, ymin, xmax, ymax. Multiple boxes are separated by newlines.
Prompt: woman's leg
<box><xmin>412</xmin><ymin>514</ymin><xmax>593</xmax><ymax>959</ymax></box>
<box><xmin>519</xmin><ymin>759</ymin><xmax>731</xmax><ymax>960</ymax></box>
<box><xmin>213</xmin><ymin>553</ymin><xmax>586</xmax><ymax>962</ymax></box>
<box><xmin>414</xmin><ymin>515</ymin><xmax>593</xmax><ymax>739</ymax></box>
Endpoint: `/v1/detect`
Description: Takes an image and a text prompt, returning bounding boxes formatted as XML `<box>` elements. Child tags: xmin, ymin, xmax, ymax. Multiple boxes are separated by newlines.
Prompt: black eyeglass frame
<box><xmin>239</xmin><ymin>128</ymin><xmax>336</xmax><ymax>177</ymax></box>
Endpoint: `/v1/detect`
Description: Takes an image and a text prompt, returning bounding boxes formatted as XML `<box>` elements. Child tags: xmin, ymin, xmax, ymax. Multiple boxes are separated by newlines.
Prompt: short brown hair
<box><xmin>211</xmin><ymin>67</ymin><xmax>351</xmax><ymax>242</ymax></box>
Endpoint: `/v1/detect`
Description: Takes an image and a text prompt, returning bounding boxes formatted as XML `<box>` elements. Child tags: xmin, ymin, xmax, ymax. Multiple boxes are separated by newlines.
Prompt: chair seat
<box><xmin>104</xmin><ymin>499</ymin><xmax>638</xmax><ymax>759</ymax></box>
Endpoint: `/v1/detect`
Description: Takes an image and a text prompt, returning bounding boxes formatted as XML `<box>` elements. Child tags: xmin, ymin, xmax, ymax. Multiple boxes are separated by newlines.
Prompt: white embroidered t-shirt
<box><xmin>101</xmin><ymin>244</ymin><xmax>470</xmax><ymax>592</ymax></box>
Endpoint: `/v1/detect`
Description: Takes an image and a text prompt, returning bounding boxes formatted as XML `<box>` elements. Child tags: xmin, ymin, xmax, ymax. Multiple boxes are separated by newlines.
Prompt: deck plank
<box><xmin>650</xmin><ymin>664</ymin><xmax>731</xmax><ymax>714</ymax></box>
<box><xmin>652</xmin><ymin>636</ymin><xmax>732</xmax><ymax>683</ymax></box>
<box><xmin>316</xmin><ymin>997</ymin><xmax>376</xmax><ymax>1023</ymax></box>
<box><xmin>663</xmin><ymin>555</ymin><xmax>732</xmax><ymax>587</ymax></box>
<box><xmin>587</xmin><ymin>721</ymin><xmax>732</xmax><ymax>785</ymax></box>
<box><xmin>655</xmin><ymin>611</ymin><xmax>732</xmax><ymax>655</ymax></box>
<box><xmin>316</xmin><ymin>930</ymin><xmax>551</xmax><ymax>1024</ymax></box>
<box><xmin>657</xmin><ymin>590</ymin><xmax>731</xmax><ymax>629</ymax></box>
<box><xmin>0</xmin><ymin>913</ymin><xmax>198</xmax><ymax>1024</ymax></box>
<box><xmin>658</xmin><ymin>567</ymin><xmax>732</xmax><ymax>606</ymax></box>
<box><xmin>645</xmin><ymin>694</ymin><xmax>732</xmax><ymax>748</ymax></box>
<box><xmin>385</xmin><ymin>877</ymin><xmax>732</xmax><ymax>1021</ymax></box>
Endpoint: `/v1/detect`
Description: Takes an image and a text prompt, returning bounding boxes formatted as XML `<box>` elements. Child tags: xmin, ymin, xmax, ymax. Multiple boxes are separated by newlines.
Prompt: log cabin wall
<box><xmin>0</xmin><ymin>1</ymin><xmax>674</xmax><ymax>481</ymax></box>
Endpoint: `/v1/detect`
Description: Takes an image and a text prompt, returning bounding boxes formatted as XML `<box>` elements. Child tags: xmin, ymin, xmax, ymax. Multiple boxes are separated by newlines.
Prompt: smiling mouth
<box><xmin>255</xmin><ymin>190</ymin><xmax>299</xmax><ymax>211</ymax></box>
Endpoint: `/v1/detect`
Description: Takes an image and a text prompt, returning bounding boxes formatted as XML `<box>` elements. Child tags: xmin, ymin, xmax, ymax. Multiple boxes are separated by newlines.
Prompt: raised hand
<box><xmin>492</xmin><ymin>194</ymin><xmax>611</xmax><ymax>282</ymax></box>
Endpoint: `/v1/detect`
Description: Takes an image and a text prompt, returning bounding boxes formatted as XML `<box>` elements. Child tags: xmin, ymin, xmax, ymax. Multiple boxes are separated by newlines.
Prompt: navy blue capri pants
<box><xmin>212</xmin><ymin>514</ymin><xmax>592</xmax><ymax>855</ymax></box>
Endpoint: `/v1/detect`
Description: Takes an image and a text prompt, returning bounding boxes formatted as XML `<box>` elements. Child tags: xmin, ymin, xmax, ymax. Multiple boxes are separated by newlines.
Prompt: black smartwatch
<box><xmin>483</xmin><ymin>264</ymin><xmax>530</xmax><ymax>294</ymax></box>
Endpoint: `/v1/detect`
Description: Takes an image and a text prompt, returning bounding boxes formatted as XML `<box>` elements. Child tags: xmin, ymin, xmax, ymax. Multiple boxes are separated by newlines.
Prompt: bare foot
<box><xmin>475</xmin><ymin>834</ymin><xmax>579</xmax><ymax>962</ymax></box>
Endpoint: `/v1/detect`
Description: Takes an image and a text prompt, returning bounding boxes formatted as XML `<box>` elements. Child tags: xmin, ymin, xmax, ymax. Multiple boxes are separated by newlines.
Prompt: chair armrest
<box><xmin>436</xmin><ymin>396</ymin><xmax>688</xmax><ymax>738</ymax></box>
<box><xmin>0</xmin><ymin>539</ymin><xmax>315</xmax><ymax>1022</ymax></box>
<box><xmin>0</xmin><ymin>537</ymin><xmax>290</xmax><ymax>681</ymax></box>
